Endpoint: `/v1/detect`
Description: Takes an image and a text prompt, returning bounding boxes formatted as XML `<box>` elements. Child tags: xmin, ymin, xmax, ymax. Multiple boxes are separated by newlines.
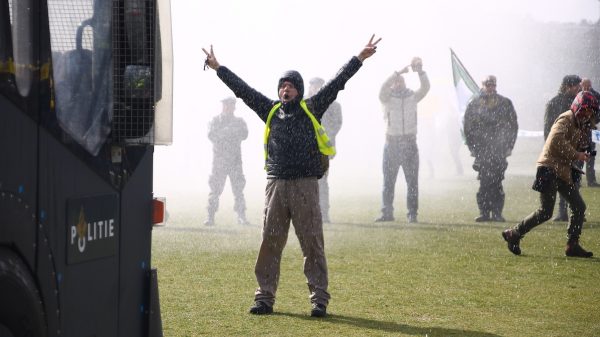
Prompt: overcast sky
<box><xmin>154</xmin><ymin>0</ymin><xmax>600</xmax><ymax>205</ymax></box>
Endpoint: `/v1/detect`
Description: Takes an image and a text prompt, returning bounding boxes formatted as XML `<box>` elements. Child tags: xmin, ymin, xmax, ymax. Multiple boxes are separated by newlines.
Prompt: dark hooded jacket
<box><xmin>463</xmin><ymin>90</ymin><xmax>518</xmax><ymax>160</ymax></box>
<box><xmin>544</xmin><ymin>92</ymin><xmax>577</xmax><ymax>140</ymax></box>
<box><xmin>216</xmin><ymin>57</ymin><xmax>362</xmax><ymax>179</ymax></box>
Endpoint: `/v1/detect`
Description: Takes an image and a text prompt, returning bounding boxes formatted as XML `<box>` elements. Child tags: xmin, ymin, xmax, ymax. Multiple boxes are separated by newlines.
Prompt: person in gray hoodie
<box><xmin>375</xmin><ymin>57</ymin><xmax>430</xmax><ymax>224</ymax></box>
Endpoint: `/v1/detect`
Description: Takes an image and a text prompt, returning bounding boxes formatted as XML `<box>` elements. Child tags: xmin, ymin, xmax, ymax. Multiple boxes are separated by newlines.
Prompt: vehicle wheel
<box><xmin>0</xmin><ymin>248</ymin><xmax>47</xmax><ymax>337</ymax></box>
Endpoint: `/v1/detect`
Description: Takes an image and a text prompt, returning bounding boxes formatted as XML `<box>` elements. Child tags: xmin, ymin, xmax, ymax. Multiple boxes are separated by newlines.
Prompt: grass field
<box><xmin>152</xmin><ymin>174</ymin><xmax>600</xmax><ymax>337</ymax></box>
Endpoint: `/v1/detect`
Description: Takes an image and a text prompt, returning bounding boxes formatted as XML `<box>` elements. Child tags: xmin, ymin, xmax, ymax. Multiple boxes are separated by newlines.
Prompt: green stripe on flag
<box><xmin>451</xmin><ymin>48</ymin><xmax>479</xmax><ymax>142</ymax></box>
<box><xmin>451</xmin><ymin>48</ymin><xmax>479</xmax><ymax>94</ymax></box>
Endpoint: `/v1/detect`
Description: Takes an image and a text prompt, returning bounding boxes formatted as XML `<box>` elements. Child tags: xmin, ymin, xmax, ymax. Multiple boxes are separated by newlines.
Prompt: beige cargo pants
<box><xmin>254</xmin><ymin>177</ymin><xmax>330</xmax><ymax>307</ymax></box>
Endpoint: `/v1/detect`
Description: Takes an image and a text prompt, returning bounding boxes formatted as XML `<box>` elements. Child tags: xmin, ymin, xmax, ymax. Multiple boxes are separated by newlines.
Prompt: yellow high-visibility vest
<box><xmin>263</xmin><ymin>100</ymin><xmax>335</xmax><ymax>163</ymax></box>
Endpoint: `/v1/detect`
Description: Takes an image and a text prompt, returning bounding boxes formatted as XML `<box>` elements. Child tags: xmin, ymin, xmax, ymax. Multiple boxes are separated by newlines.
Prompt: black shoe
<box><xmin>249</xmin><ymin>301</ymin><xmax>273</xmax><ymax>315</ymax></box>
<box><xmin>310</xmin><ymin>303</ymin><xmax>327</xmax><ymax>317</ymax></box>
<box><xmin>491</xmin><ymin>213</ymin><xmax>506</xmax><ymax>222</ymax></box>
<box><xmin>588</xmin><ymin>182</ymin><xmax>600</xmax><ymax>187</ymax></box>
<box><xmin>204</xmin><ymin>219</ymin><xmax>215</xmax><ymax>226</ymax></box>
<box><xmin>553</xmin><ymin>214</ymin><xmax>568</xmax><ymax>222</ymax></box>
<box><xmin>407</xmin><ymin>213</ymin><xmax>417</xmax><ymax>223</ymax></box>
<box><xmin>502</xmin><ymin>229</ymin><xmax>521</xmax><ymax>256</ymax></box>
<box><xmin>238</xmin><ymin>217</ymin><xmax>250</xmax><ymax>225</ymax></box>
<box><xmin>475</xmin><ymin>214</ymin><xmax>490</xmax><ymax>222</ymax></box>
<box><xmin>565</xmin><ymin>241</ymin><xmax>593</xmax><ymax>258</ymax></box>
<box><xmin>375</xmin><ymin>215</ymin><xmax>394</xmax><ymax>222</ymax></box>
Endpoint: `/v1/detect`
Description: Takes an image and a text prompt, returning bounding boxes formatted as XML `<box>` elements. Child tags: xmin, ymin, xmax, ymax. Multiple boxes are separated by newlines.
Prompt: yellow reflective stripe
<box><xmin>0</xmin><ymin>59</ymin><xmax>14</xmax><ymax>74</ymax></box>
<box><xmin>263</xmin><ymin>100</ymin><xmax>336</xmax><ymax>168</ymax></box>
<box><xmin>40</xmin><ymin>61</ymin><xmax>50</xmax><ymax>80</ymax></box>
<box><xmin>263</xmin><ymin>103</ymin><xmax>281</xmax><ymax>161</ymax></box>
<box><xmin>14</xmin><ymin>63</ymin><xmax>40</xmax><ymax>73</ymax></box>
<box><xmin>0</xmin><ymin>59</ymin><xmax>51</xmax><ymax>81</ymax></box>
<box><xmin>299</xmin><ymin>100</ymin><xmax>336</xmax><ymax>156</ymax></box>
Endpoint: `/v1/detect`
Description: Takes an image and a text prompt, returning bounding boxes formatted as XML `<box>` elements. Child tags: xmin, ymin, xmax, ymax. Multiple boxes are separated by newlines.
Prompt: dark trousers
<box><xmin>381</xmin><ymin>135</ymin><xmax>419</xmax><ymax>217</ymax></box>
<box><xmin>516</xmin><ymin>178</ymin><xmax>586</xmax><ymax>241</ymax></box>
<box><xmin>474</xmin><ymin>157</ymin><xmax>507</xmax><ymax>216</ymax></box>
<box><xmin>557</xmin><ymin>162</ymin><xmax>583</xmax><ymax>217</ymax></box>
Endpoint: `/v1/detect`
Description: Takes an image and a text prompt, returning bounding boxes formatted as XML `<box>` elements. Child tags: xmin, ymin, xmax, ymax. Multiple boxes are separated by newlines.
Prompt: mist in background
<box><xmin>154</xmin><ymin>0</ymin><xmax>600</xmax><ymax>217</ymax></box>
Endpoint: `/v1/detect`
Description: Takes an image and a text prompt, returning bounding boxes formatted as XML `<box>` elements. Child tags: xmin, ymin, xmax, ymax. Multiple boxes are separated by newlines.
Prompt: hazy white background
<box><xmin>154</xmin><ymin>0</ymin><xmax>599</xmax><ymax>217</ymax></box>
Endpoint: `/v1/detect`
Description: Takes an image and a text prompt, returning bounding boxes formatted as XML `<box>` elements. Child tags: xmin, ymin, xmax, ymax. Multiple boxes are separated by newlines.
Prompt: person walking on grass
<box><xmin>202</xmin><ymin>34</ymin><xmax>381</xmax><ymax>318</ymax></box>
<box><xmin>544</xmin><ymin>75</ymin><xmax>582</xmax><ymax>221</ymax></box>
<box><xmin>502</xmin><ymin>91</ymin><xmax>597</xmax><ymax>258</ymax></box>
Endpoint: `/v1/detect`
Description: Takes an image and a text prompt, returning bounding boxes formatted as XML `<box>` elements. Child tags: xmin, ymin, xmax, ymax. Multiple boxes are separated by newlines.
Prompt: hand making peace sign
<box><xmin>202</xmin><ymin>45</ymin><xmax>220</xmax><ymax>70</ymax></box>
<box><xmin>357</xmin><ymin>34</ymin><xmax>382</xmax><ymax>62</ymax></box>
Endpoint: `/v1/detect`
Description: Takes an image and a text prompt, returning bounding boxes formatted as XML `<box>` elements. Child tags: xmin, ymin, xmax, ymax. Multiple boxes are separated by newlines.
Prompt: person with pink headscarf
<box><xmin>502</xmin><ymin>91</ymin><xmax>598</xmax><ymax>258</ymax></box>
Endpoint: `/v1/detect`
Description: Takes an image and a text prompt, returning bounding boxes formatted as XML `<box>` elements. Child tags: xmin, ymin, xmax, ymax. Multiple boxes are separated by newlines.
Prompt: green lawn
<box><xmin>152</xmin><ymin>175</ymin><xmax>600</xmax><ymax>337</ymax></box>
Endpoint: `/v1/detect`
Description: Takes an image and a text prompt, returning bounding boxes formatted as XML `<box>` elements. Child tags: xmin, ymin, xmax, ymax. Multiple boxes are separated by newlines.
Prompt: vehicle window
<box><xmin>0</xmin><ymin>1</ymin><xmax>15</xmax><ymax>97</ymax></box>
<box><xmin>48</xmin><ymin>0</ymin><xmax>112</xmax><ymax>156</ymax></box>
<box><xmin>10</xmin><ymin>0</ymin><xmax>34</xmax><ymax>97</ymax></box>
<box><xmin>113</xmin><ymin>0</ymin><xmax>155</xmax><ymax>144</ymax></box>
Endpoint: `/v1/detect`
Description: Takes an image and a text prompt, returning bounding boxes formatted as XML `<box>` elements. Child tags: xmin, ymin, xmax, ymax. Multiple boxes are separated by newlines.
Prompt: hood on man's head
<box><xmin>571</xmin><ymin>90</ymin><xmax>599</xmax><ymax>115</ymax></box>
<box><xmin>278</xmin><ymin>70</ymin><xmax>304</xmax><ymax>100</ymax></box>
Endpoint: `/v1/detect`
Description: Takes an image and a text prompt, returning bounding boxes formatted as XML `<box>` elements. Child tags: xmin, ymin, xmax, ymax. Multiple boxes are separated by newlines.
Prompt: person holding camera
<box><xmin>463</xmin><ymin>75</ymin><xmax>518</xmax><ymax>222</ymax></box>
<box><xmin>502</xmin><ymin>91</ymin><xmax>597</xmax><ymax>258</ymax></box>
<box><xmin>375</xmin><ymin>57</ymin><xmax>430</xmax><ymax>224</ymax></box>
<box><xmin>581</xmin><ymin>78</ymin><xmax>600</xmax><ymax>187</ymax></box>
<box><xmin>202</xmin><ymin>35</ymin><xmax>381</xmax><ymax>318</ymax></box>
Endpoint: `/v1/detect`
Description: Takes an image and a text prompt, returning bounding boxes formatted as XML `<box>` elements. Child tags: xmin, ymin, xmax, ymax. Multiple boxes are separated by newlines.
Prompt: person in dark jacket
<box><xmin>502</xmin><ymin>91</ymin><xmax>597</xmax><ymax>258</ymax></box>
<box><xmin>307</xmin><ymin>77</ymin><xmax>343</xmax><ymax>224</ymax></box>
<box><xmin>581</xmin><ymin>78</ymin><xmax>600</xmax><ymax>187</ymax></box>
<box><xmin>544</xmin><ymin>75</ymin><xmax>582</xmax><ymax>221</ymax></box>
<box><xmin>202</xmin><ymin>35</ymin><xmax>381</xmax><ymax>318</ymax></box>
<box><xmin>463</xmin><ymin>75</ymin><xmax>518</xmax><ymax>222</ymax></box>
<box><xmin>204</xmin><ymin>97</ymin><xmax>249</xmax><ymax>226</ymax></box>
